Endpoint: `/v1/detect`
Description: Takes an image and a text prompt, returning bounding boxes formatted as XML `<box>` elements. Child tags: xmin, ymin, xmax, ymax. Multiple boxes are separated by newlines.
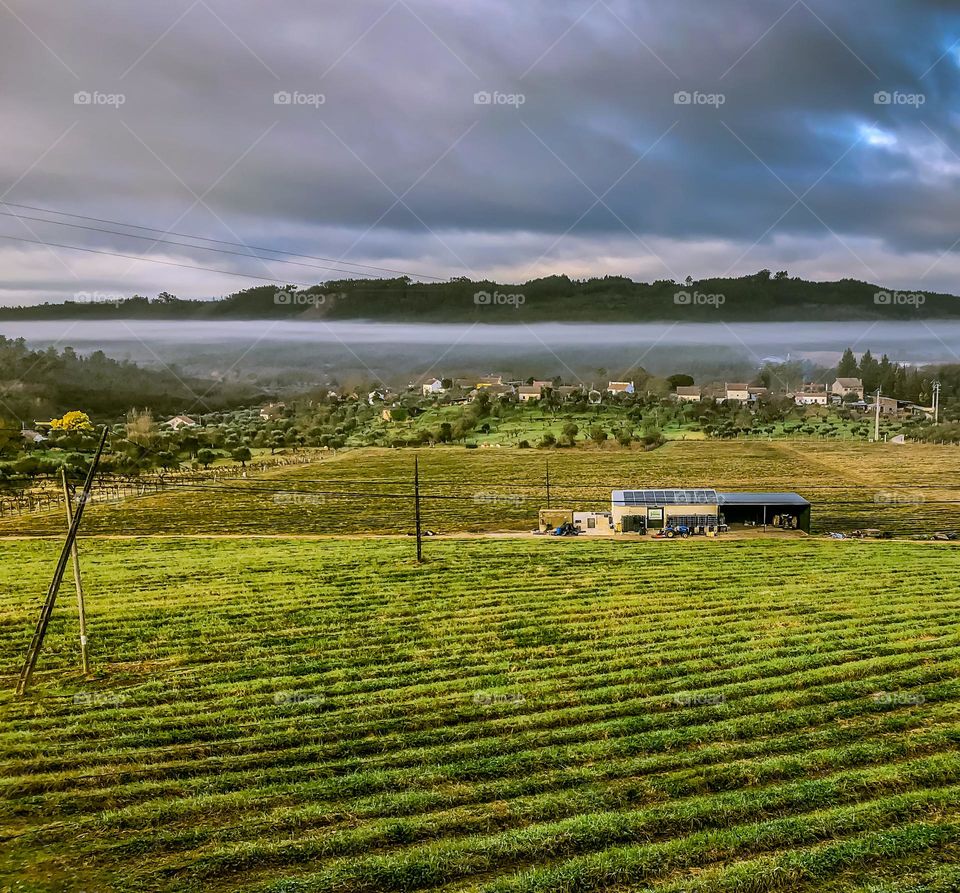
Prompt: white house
<box><xmin>517</xmin><ymin>385</ymin><xmax>541</xmax><ymax>402</ymax></box>
<box><xmin>794</xmin><ymin>385</ymin><xmax>829</xmax><ymax>406</ymax></box>
<box><xmin>164</xmin><ymin>414</ymin><xmax>198</xmax><ymax>430</ymax></box>
<box><xmin>607</xmin><ymin>381</ymin><xmax>635</xmax><ymax>395</ymax></box>
<box><xmin>724</xmin><ymin>383</ymin><xmax>750</xmax><ymax>402</ymax></box>
<box><xmin>421</xmin><ymin>378</ymin><xmax>446</xmax><ymax>397</ymax></box>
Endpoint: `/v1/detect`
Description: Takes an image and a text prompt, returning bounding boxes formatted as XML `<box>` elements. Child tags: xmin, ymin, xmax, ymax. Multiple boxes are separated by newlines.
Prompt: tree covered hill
<box><xmin>0</xmin><ymin>336</ymin><xmax>261</xmax><ymax>422</ymax></box>
<box><xmin>2</xmin><ymin>271</ymin><xmax>958</xmax><ymax>321</ymax></box>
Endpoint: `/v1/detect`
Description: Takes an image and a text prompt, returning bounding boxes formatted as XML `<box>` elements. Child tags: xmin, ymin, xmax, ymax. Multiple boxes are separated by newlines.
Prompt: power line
<box><xmin>0</xmin><ymin>233</ymin><xmax>314</xmax><ymax>288</ymax></box>
<box><xmin>0</xmin><ymin>200</ymin><xmax>448</xmax><ymax>281</ymax></box>
<box><xmin>0</xmin><ymin>210</ymin><xmax>385</xmax><ymax>281</ymax></box>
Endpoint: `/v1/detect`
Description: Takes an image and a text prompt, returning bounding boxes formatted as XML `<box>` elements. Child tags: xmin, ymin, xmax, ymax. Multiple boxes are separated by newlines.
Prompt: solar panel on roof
<box><xmin>613</xmin><ymin>489</ymin><xmax>718</xmax><ymax>506</ymax></box>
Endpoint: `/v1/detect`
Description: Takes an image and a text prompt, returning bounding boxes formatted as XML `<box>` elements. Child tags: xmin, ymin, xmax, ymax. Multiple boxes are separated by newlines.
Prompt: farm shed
<box><xmin>573</xmin><ymin>512</ymin><xmax>615</xmax><ymax>535</ymax></box>
<box><xmin>538</xmin><ymin>509</ymin><xmax>573</xmax><ymax>532</ymax></box>
<box><xmin>716</xmin><ymin>492</ymin><xmax>811</xmax><ymax>532</ymax></box>
<box><xmin>611</xmin><ymin>489</ymin><xmax>720</xmax><ymax>533</ymax></box>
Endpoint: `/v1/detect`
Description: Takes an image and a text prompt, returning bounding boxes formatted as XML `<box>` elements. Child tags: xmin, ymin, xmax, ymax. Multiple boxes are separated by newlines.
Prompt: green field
<box><xmin>2</xmin><ymin>537</ymin><xmax>960</xmax><ymax>891</ymax></box>
<box><xmin>3</xmin><ymin>440</ymin><xmax>959</xmax><ymax>537</ymax></box>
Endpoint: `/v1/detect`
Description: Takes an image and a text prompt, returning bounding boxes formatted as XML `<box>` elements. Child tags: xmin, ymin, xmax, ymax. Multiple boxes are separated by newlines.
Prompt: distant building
<box><xmin>674</xmin><ymin>385</ymin><xmax>702</xmax><ymax>402</ymax></box>
<box><xmin>164</xmin><ymin>414</ymin><xmax>198</xmax><ymax>430</ymax></box>
<box><xmin>517</xmin><ymin>385</ymin><xmax>542</xmax><ymax>402</ymax></box>
<box><xmin>20</xmin><ymin>429</ymin><xmax>46</xmax><ymax>444</ymax></box>
<box><xmin>874</xmin><ymin>395</ymin><xmax>899</xmax><ymax>415</ymax></box>
<box><xmin>475</xmin><ymin>375</ymin><xmax>505</xmax><ymax>389</ymax></box>
<box><xmin>748</xmin><ymin>386</ymin><xmax>770</xmax><ymax>401</ymax></box>
<box><xmin>724</xmin><ymin>383</ymin><xmax>750</xmax><ymax>402</ymax></box>
<box><xmin>472</xmin><ymin>383</ymin><xmax>514</xmax><ymax>401</ymax></box>
<box><xmin>832</xmin><ymin>378</ymin><xmax>864</xmax><ymax>401</ymax></box>
<box><xmin>555</xmin><ymin>385</ymin><xmax>582</xmax><ymax>400</ymax></box>
<box><xmin>530</xmin><ymin>379</ymin><xmax>554</xmax><ymax>390</ymax></box>
<box><xmin>421</xmin><ymin>378</ymin><xmax>446</xmax><ymax>397</ymax></box>
<box><xmin>607</xmin><ymin>381</ymin><xmax>635</xmax><ymax>395</ymax></box>
<box><xmin>793</xmin><ymin>384</ymin><xmax>829</xmax><ymax>406</ymax></box>
<box><xmin>259</xmin><ymin>403</ymin><xmax>286</xmax><ymax>421</ymax></box>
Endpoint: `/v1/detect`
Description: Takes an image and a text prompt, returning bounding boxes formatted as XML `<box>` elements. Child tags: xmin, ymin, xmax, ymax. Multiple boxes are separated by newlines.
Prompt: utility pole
<box><xmin>61</xmin><ymin>468</ymin><xmax>90</xmax><ymax>676</ymax></box>
<box><xmin>933</xmin><ymin>381</ymin><xmax>941</xmax><ymax>424</ymax></box>
<box><xmin>16</xmin><ymin>427</ymin><xmax>107</xmax><ymax>697</ymax></box>
<box><xmin>874</xmin><ymin>388</ymin><xmax>881</xmax><ymax>443</ymax></box>
<box><xmin>545</xmin><ymin>460</ymin><xmax>551</xmax><ymax>509</ymax></box>
<box><xmin>414</xmin><ymin>455</ymin><xmax>423</xmax><ymax>563</ymax></box>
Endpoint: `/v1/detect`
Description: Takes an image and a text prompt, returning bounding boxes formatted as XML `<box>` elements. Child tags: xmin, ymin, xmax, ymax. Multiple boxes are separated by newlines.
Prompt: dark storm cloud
<box><xmin>1</xmin><ymin>0</ymin><xmax>959</xmax><ymax>302</ymax></box>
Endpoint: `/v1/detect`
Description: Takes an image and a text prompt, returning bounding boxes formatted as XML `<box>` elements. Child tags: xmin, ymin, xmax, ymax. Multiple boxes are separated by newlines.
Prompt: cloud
<box><xmin>0</xmin><ymin>0</ymin><xmax>959</xmax><ymax>304</ymax></box>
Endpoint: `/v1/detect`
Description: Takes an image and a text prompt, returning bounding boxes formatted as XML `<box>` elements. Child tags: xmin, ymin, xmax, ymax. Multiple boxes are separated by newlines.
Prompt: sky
<box><xmin>1</xmin><ymin>0</ymin><xmax>960</xmax><ymax>304</ymax></box>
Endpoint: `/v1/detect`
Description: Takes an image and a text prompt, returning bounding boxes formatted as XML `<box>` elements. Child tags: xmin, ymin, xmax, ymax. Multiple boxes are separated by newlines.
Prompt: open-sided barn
<box><xmin>611</xmin><ymin>488</ymin><xmax>811</xmax><ymax>533</ymax></box>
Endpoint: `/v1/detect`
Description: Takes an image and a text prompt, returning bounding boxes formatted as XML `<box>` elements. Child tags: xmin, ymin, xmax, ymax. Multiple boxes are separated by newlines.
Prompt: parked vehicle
<box><xmin>660</xmin><ymin>524</ymin><xmax>691</xmax><ymax>539</ymax></box>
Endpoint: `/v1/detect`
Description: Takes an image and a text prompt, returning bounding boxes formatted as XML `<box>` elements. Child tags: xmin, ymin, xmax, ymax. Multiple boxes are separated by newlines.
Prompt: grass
<box><xmin>1</xmin><ymin>536</ymin><xmax>959</xmax><ymax>891</ymax></box>
<box><xmin>2</xmin><ymin>439</ymin><xmax>959</xmax><ymax>536</ymax></box>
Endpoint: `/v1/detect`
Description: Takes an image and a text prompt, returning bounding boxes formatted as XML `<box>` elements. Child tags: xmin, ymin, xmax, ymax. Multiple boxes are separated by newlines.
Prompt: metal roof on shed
<box><xmin>717</xmin><ymin>492</ymin><xmax>810</xmax><ymax>507</ymax></box>
<box><xmin>612</xmin><ymin>489</ymin><xmax>719</xmax><ymax>506</ymax></box>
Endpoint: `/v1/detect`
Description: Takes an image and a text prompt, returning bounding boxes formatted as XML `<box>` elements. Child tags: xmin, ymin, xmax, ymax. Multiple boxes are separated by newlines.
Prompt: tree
<box><xmin>860</xmin><ymin>350</ymin><xmax>880</xmax><ymax>393</ymax></box>
<box><xmin>231</xmin><ymin>446</ymin><xmax>252</xmax><ymax>466</ymax></box>
<box><xmin>197</xmin><ymin>449</ymin><xmax>217</xmax><ymax>468</ymax></box>
<box><xmin>588</xmin><ymin>424</ymin><xmax>608</xmax><ymax>445</ymax></box>
<box><xmin>667</xmin><ymin>373</ymin><xmax>694</xmax><ymax>389</ymax></box>
<box><xmin>49</xmin><ymin>410</ymin><xmax>93</xmax><ymax>431</ymax></box>
<box><xmin>156</xmin><ymin>451</ymin><xmax>179</xmax><ymax>471</ymax></box>
<box><xmin>615</xmin><ymin>426</ymin><xmax>634</xmax><ymax>447</ymax></box>
<box><xmin>125</xmin><ymin>408</ymin><xmax>157</xmax><ymax>447</ymax></box>
<box><xmin>837</xmin><ymin>347</ymin><xmax>859</xmax><ymax>378</ymax></box>
<box><xmin>561</xmin><ymin>422</ymin><xmax>579</xmax><ymax>446</ymax></box>
<box><xmin>0</xmin><ymin>415</ymin><xmax>15</xmax><ymax>457</ymax></box>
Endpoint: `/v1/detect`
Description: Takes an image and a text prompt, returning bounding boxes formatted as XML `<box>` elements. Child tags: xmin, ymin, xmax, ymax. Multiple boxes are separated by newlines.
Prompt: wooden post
<box><xmin>61</xmin><ymin>467</ymin><xmax>90</xmax><ymax>676</ymax></box>
<box><xmin>16</xmin><ymin>427</ymin><xmax>107</xmax><ymax>697</ymax></box>
<box><xmin>414</xmin><ymin>455</ymin><xmax>423</xmax><ymax>563</ymax></box>
<box><xmin>545</xmin><ymin>460</ymin><xmax>551</xmax><ymax>509</ymax></box>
